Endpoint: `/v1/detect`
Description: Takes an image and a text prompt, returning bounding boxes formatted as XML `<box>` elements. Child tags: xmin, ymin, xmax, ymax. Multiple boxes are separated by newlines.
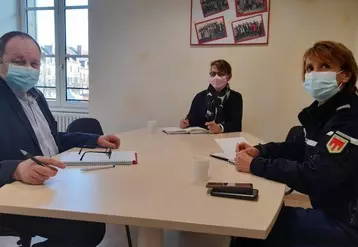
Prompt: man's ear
<box><xmin>227</xmin><ymin>74</ymin><xmax>232</xmax><ymax>82</ymax></box>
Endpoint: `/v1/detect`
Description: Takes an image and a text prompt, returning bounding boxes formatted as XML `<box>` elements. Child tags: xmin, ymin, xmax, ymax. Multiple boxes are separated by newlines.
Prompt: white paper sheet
<box><xmin>215</xmin><ymin>137</ymin><xmax>249</xmax><ymax>154</ymax></box>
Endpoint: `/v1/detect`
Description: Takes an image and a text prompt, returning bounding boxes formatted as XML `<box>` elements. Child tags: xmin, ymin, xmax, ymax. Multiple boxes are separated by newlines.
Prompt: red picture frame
<box><xmin>194</xmin><ymin>16</ymin><xmax>228</xmax><ymax>44</ymax></box>
<box><xmin>235</xmin><ymin>0</ymin><xmax>268</xmax><ymax>18</ymax></box>
<box><xmin>231</xmin><ymin>14</ymin><xmax>265</xmax><ymax>43</ymax></box>
<box><xmin>200</xmin><ymin>0</ymin><xmax>230</xmax><ymax>18</ymax></box>
<box><xmin>190</xmin><ymin>0</ymin><xmax>270</xmax><ymax>45</ymax></box>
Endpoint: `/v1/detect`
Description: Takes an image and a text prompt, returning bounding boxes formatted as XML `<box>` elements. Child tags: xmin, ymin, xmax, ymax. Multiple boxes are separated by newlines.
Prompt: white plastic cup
<box><xmin>192</xmin><ymin>157</ymin><xmax>210</xmax><ymax>185</ymax></box>
<box><xmin>147</xmin><ymin>120</ymin><xmax>157</xmax><ymax>133</ymax></box>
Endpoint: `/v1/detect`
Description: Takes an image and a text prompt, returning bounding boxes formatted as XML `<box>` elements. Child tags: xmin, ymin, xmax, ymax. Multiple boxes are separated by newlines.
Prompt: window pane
<box><xmin>27</xmin><ymin>0</ymin><xmax>54</xmax><ymax>8</ymax></box>
<box><xmin>37</xmin><ymin>88</ymin><xmax>56</xmax><ymax>100</ymax></box>
<box><xmin>37</xmin><ymin>57</ymin><xmax>56</xmax><ymax>100</ymax></box>
<box><xmin>66</xmin><ymin>9</ymin><xmax>88</xmax><ymax>55</ymax></box>
<box><xmin>66</xmin><ymin>0</ymin><xmax>88</xmax><ymax>7</ymax></box>
<box><xmin>66</xmin><ymin>57</ymin><xmax>89</xmax><ymax>101</ymax></box>
<box><xmin>27</xmin><ymin>10</ymin><xmax>55</xmax><ymax>55</ymax></box>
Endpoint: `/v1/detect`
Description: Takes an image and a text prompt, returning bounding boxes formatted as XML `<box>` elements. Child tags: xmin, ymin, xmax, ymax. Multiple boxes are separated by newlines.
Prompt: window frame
<box><xmin>19</xmin><ymin>0</ymin><xmax>89</xmax><ymax>112</ymax></box>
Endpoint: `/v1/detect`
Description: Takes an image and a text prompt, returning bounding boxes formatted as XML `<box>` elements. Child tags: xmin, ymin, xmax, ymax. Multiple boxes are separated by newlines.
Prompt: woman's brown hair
<box><xmin>303</xmin><ymin>41</ymin><xmax>358</xmax><ymax>93</ymax></box>
<box><xmin>211</xmin><ymin>59</ymin><xmax>232</xmax><ymax>76</ymax></box>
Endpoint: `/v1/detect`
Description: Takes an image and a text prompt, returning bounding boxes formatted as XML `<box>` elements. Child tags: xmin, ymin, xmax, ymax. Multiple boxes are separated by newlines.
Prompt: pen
<box><xmin>20</xmin><ymin>149</ymin><xmax>45</xmax><ymax>167</ymax></box>
<box><xmin>81</xmin><ymin>165</ymin><xmax>115</xmax><ymax>172</ymax></box>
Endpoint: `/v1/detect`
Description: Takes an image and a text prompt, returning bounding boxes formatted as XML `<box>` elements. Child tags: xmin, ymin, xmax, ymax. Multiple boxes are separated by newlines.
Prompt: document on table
<box><xmin>211</xmin><ymin>137</ymin><xmax>249</xmax><ymax>163</ymax></box>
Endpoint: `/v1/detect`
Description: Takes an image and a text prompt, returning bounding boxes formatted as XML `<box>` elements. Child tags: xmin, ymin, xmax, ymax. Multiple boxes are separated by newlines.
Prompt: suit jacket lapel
<box><xmin>0</xmin><ymin>79</ymin><xmax>41</xmax><ymax>150</ymax></box>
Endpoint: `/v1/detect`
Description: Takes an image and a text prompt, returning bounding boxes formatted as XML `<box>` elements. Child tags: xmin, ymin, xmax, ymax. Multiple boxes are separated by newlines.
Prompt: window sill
<box><xmin>47</xmin><ymin>99</ymin><xmax>89</xmax><ymax>114</ymax></box>
<box><xmin>50</xmin><ymin>107</ymin><xmax>89</xmax><ymax>114</ymax></box>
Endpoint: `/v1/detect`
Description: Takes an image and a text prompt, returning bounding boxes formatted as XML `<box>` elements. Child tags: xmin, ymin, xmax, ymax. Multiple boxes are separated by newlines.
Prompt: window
<box><xmin>20</xmin><ymin>0</ymin><xmax>89</xmax><ymax>109</ymax></box>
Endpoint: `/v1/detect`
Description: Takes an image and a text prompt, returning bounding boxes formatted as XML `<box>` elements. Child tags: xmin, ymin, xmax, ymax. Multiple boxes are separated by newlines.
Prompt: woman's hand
<box><xmin>180</xmin><ymin>119</ymin><xmax>189</xmax><ymax>129</ymax></box>
<box><xmin>236</xmin><ymin>142</ymin><xmax>260</xmax><ymax>158</ymax></box>
<box><xmin>205</xmin><ymin>121</ymin><xmax>222</xmax><ymax>134</ymax></box>
<box><xmin>235</xmin><ymin>151</ymin><xmax>253</xmax><ymax>173</ymax></box>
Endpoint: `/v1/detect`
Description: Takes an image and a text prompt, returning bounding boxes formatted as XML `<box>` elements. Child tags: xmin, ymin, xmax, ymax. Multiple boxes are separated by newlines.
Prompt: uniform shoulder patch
<box><xmin>326</xmin><ymin>133</ymin><xmax>349</xmax><ymax>153</ymax></box>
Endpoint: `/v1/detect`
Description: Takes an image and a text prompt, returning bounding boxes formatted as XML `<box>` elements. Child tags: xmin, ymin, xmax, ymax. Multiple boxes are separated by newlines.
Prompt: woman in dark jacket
<box><xmin>233</xmin><ymin>41</ymin><xmax>358</xmax><ymax>246</ymax></box>
<box><xmin>179</xmin><ymin>59</ymin><xmax>243</xmax><ymax>133</ymax></box>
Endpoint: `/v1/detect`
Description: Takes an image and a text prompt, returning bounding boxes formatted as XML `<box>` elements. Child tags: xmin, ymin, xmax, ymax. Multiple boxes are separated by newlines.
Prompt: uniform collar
<box><xmin>298</xmin><ymin>89</ymin><xmax>354</xmax><ymax>129</ymax></box>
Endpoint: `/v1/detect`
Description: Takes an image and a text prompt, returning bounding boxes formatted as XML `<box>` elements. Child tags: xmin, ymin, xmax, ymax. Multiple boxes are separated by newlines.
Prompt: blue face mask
<box><xmin>5</xmin><ymin>64</ymin><xmax>40</xmax><ymax>92</ymax></box>
<box><xmin>304</xmin><ymin>71</ymin><xmax>343</xmax><ymax>102</ymax></box>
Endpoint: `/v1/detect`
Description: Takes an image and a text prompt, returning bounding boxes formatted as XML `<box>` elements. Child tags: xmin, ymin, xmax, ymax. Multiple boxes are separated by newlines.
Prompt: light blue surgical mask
<box><xmin>304</xmin><ymin>71</ymin><xmax>343</xmax><ymax>102</ymax></box>
<box><xmin>4</xmin><ymin>63</ymin><xmax>40</xmax><ymax>92</ymax></box>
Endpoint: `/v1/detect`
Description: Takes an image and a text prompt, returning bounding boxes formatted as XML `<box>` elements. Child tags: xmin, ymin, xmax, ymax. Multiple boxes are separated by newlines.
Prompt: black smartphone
<box><xmin>206</xmin><ymin>182</ymin><xmax>253</xmax><ymax>194</ymax></box>
<box><xmin>210</xmin><ymin>188</ymin><xmax>259</xmax><ymax>201</ymax></box>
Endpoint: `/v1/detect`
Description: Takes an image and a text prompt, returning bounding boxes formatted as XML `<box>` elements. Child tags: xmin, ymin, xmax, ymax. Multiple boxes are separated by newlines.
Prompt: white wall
<box><xmin>89</xmin><ymin>0</ymin><xmax>358</xmax><ymax>141</ymax></box>
<box><xmin>0</xmin><ymin>0</ymin><xmax>18</xmax><ymax>36</ymax></box>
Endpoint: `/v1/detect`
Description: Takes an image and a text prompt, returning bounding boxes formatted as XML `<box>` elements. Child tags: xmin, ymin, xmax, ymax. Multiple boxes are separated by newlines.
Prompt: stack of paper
<box><xmin>211</xmin><ymin>137</ymin><xmax>249</xmax><ymax>163</ymax></box>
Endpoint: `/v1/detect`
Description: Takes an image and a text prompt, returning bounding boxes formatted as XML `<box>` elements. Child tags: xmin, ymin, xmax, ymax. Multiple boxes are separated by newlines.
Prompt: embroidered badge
<box><xmin>326</xmin><ymin>134</ymin><xmax>349</xmax><ymax>153</ymax></box>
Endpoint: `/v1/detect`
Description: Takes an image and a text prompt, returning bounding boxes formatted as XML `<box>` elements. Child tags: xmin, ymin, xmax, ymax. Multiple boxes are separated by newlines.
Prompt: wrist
<box><xmin>12</xmin><ymin>168</ymin><xmax>20</xmax><ymax>181</ymax></box>
<box><xmin>219</xmin><ymin>124</ymin><xmax>224</xmax><ymax>133</ymax></box>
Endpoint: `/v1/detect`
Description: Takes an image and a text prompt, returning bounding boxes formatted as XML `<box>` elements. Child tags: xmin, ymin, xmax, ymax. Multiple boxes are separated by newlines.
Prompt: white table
<box><xmin>0</xmin><ymin>130</ymin><xmax>285</xmax><ymax>247</ymax></box>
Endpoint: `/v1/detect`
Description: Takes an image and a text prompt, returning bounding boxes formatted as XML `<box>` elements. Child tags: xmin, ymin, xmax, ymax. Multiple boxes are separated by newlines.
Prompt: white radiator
<box><xmin>53</xmin><ymin>112</ymin><xmax>89</xmax><ymax>132</ymax></box>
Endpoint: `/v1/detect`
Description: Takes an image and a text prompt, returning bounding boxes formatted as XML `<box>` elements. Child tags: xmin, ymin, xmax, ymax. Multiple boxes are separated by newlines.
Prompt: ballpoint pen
<box><xmin>80</xmin><ymin>165</ymin><xmax>115</xmax><ymax>172</ymax></box>
<box><xmin>20</xmin><ymin>149</ymin><xmax>45</xmax><ymax>167</ymax></box>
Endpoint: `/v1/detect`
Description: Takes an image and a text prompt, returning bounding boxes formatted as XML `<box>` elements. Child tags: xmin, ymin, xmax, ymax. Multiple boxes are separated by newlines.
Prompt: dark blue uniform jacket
<box><xmin>251</xmin><ymin>90</ymin><xmax>358</xmax><ymax>231</ymax></box>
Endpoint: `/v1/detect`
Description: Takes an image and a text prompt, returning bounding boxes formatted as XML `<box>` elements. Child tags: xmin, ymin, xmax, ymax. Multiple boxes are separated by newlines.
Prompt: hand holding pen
<box><xmin>12</xmin><ymin>150</ymin><xmax>66</xmax><ymax>185</ymax></box>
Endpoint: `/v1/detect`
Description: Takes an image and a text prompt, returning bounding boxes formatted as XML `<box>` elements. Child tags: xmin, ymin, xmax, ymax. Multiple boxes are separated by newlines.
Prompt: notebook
<box><xmin>60</xmin><ymin>151</ymin><xmax>138</xmax><ymax>166</ymax></box>
<box><xmin>210</xmin><ymin>137</ymin><xmax>249</xmax><ymax>164</ymax></box>
<box><xmin>162</xmin><ymin>127</ymin><xmax>208</xmax><ymax>134</ymax></box>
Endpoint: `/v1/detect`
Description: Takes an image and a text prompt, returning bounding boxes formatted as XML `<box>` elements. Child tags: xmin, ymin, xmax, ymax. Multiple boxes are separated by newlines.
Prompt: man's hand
<box><xmin>97</xmin><ymin>135</ymin><xmax>120</xmax><ymax>149</ymax></box>
<box><xmin>179</xmin><ymin>119</ymin><xmax>189</xmax><ymax>129</ymax></box>
<box><xmin>13</xmin><ymin>157</ymin><xmax>66</xmax><ymax>185</ymax></box>
<box><xmin>236</xmin><ymin>142</ymin><xmax>260</xmax><ymax>158</ymax></box>
<box><xmin>205</xmin><ymin>121</ymin><xmax>222</xmax><ymax>134</ymax></box>
<box><xmin>235</xmin><ymin>151</ymin><xmax>253</xmax><ymax>173</ymax></box>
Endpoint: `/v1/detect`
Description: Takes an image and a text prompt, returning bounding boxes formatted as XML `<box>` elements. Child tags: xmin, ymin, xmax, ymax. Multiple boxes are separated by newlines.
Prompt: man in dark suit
<box><xmin>0</xmin><ymin>31</ymin><xmax>120</xmax><ymax>247</ymax></box>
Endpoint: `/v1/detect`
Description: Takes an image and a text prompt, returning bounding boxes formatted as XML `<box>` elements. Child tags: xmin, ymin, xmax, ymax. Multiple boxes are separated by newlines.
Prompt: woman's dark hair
<box><xmin>0</xmin><ymin>31</ymin><xmax>41</xmax><ymax>57</ymax></box>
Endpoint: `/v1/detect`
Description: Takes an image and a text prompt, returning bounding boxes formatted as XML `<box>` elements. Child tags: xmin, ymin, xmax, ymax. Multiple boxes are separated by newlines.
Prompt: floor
<box><xmin>0</xmin><ymin>224</ymin><xmax>230</xmax><ymax>247</ymax></box>
<box><xmin>0</xmin><ymin>195</ymin><xmax>310</xmax><ymax>247</ymax></box>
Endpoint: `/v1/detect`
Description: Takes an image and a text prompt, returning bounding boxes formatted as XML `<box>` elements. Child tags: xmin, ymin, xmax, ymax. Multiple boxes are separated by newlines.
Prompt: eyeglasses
<box><xmin>209</xmin><ymin>71</ymin><xmax>226</xmax><ymax>77</ymax></box>
<box><xmin>78</xmin><ymin>146</ymin><xmax>112</xmax><ymax>161</ymax></box>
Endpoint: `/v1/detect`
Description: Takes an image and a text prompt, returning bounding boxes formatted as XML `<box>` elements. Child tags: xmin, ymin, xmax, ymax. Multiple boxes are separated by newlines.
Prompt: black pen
<box><xmin>20</xmin><ymin>149</ymin><xmax>45</xmax><ymax>167</ymax></box>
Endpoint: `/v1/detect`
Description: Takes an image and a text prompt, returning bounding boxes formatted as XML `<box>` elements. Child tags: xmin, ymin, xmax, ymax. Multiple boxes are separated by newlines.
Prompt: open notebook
<box><xmin>60</xmin><ymin>151</ymin><xmax>138</xmax><ymax>166</ymax></box>
<box><xmin>210</xmin><ymin>137</ymin><xmax>249</xmax><ymax>164</ymax></box>
<box><xmin>162</xmin><ymin>127</ymin><xmax>208</xmax><ymax>134</ymax></box>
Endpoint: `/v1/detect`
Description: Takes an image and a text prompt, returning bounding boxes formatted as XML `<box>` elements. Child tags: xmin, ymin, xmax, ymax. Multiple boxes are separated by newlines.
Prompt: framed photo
<box><xmin>235</xmin><ymin>0</ymin><xmax>268</xmax><ymax>17</ymax></box>
<box><xmin>190</xmin><ymin>0</ymin><xmax>270</xmax><ymax>45</ymax></box>
<box><xmin>200</xmin><ymin>0</ymin><xmax>230</xmax><ymax>18</ymax></box>
<box><xmin>195</xmin><ymin>16</ymin><xmax>228</xmax><ymax>44</ymax></box>
<box><xmin>232</xmin><ymin>14</ymin><xmax>265</xmax><ymax>43</ymax></box>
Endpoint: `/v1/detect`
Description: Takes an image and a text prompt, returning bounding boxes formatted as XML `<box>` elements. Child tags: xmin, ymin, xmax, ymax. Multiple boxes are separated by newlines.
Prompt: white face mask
<box><xmin>303</xmin><ymin>71</ymin><xmax>343</xmax><ymax>102</ymax></box>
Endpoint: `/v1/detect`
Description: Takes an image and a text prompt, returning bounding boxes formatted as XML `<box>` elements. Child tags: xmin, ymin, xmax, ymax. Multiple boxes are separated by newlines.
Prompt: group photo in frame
<box><xmin>201</xmin><ymin>0</ymin><xmax>230</xmax><ymax>17</ymax></box>
<box><xmin>235</xmin><ymin>0</ymin><xmax>268</xmax><ymax>17</ymax></box>
<box><xmin>191</xmin><ymin>0</ymin><xmax>270</xmax><ymax>45</ymax></box>
<box><xmin>195</xmin><ymin>16</ymin><xmax>228</xmax><ymax>44</ymax></box>
<box><xmin>232</xmin><ymin>14</ymin><xmax>265</xmax><ymax>43</ymax></box>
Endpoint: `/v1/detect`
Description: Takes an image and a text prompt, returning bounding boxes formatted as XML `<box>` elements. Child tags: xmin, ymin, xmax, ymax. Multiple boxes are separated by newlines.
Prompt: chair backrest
<box><xmin>66</xmin><ymin>118</ymin><xmax>104</xmax><ymax>135</ymax></box>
